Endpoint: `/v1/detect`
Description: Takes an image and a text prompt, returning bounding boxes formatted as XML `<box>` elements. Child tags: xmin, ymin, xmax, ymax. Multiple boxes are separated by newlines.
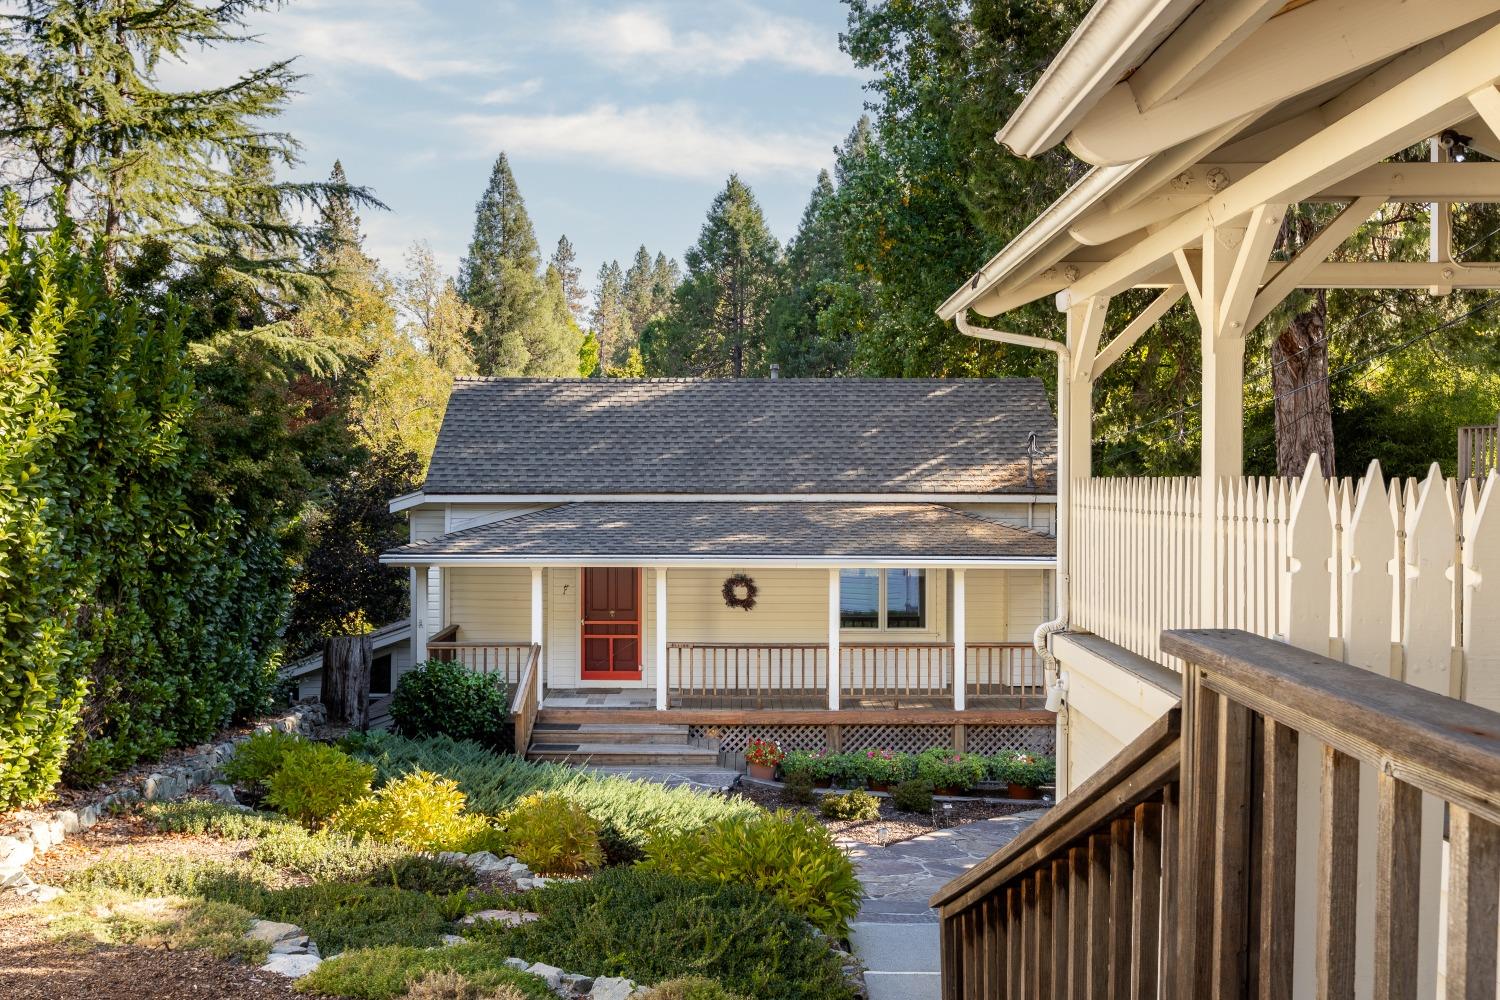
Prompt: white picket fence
<box><xmin>1071</xmin><ymin>457</ymin><xmax>1500</xmax><ymax>712</ymax></box>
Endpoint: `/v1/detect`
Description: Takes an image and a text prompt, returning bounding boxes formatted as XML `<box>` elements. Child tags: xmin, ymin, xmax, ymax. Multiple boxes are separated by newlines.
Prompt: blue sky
<box><xmin>178</xmin><ymin>0</ymin><xmax>871</xmax><ymax>298</ymax></box>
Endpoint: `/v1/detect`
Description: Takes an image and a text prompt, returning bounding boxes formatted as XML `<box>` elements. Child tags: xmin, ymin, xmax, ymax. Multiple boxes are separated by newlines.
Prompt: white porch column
<box><xmin>655</xmin><ymin>569</ymin><xmax>668</xmax><ymax>711</ymax></box>
<box><xmin>952</xmin><ymin>569</ymin><xmax>967</xmax><ymax>711</ymax></box>
<box><xmin>529</xmin><ymin>567</ymin><xmax>544</xmax><ymax>647</ymax></box>
<box><xmin>1063</xmin><ymin>296</ymin><xmax>1109</xmax><ymax>482</ymax></box>
<box><xmin>827</xmin><ymin>568</ymin><xmax>841</xmax><ymax>712</ymax></box>
<box><xmin>411</xmin><ymin>568</ymin><xmax>428</xmax><ymax>661</ymax></box>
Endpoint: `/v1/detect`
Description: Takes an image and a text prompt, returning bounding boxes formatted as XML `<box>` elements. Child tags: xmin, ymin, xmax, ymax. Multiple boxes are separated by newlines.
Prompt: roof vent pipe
<box><xmin>769</xmin><ymin>364</ymin><xmax>781</xmax><ymax>380</ymax></box>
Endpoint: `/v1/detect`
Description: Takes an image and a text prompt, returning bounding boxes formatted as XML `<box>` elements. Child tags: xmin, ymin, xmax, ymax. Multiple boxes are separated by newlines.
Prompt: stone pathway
<box><xmin>847</xmin><ymin>809</ymin><xmax>1045</xmax><ymax>1000</ymax></box>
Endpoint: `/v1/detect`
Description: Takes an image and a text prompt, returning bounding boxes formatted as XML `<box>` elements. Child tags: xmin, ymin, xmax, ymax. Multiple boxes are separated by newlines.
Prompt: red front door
<box><xmin>581</xmin><ymin>567</ymin><xmax>642</xmax><ymax>680</ymax></box>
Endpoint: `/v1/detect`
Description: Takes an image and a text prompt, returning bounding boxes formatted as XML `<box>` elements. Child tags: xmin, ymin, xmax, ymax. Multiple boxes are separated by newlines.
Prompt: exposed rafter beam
<box><xmin>1090</xmin><ymin>285</ymin><xmax>1187</xmax><ymax>380</ymax></box>
<box><xmin>1061</xmin><ymin>22</ymin><xmax>1500</xmax><ymax>303</ymax></box>
<box><xmin>1129</xmin><ymin>0</ymin><xmax>1284</xmax><ymax>111</ymax></box>
<box><xmin>1067</xmin><ymin>0</ymin><xmax>1500</xmax><ymax>166</ymax></box>
<box><xmin>1245</xmin><ymin>196</ymin><xmax>1383</xmax><ymax>332</ymax></box>
<box><xmin>1467</xmin><ymin>85</ymin><xmax>1500</xmax><ymax>150</ymax></box>
<box><xmin>1219</xmin><ymin>204</ymin><xmax>1286</xmax><ymax>335</ymax></box>
<box><xmin>1274</xmin><ymin>261</ymin><xmax>1500</xmax><ymax>289</ymax></box>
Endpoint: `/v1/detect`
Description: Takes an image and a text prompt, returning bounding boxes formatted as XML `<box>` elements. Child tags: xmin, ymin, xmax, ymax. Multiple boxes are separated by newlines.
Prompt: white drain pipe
<box><xmin>954</xmin><ymin>314</ymin><xmax>1073</xmax><ymax>787</ymax></box>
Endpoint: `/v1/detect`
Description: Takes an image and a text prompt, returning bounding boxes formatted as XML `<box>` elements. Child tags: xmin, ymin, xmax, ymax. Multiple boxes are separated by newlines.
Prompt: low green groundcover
<box><xmin>462</xmin><ymin>868</ymin><xmax>854</xmax><ymax>1000</ymax></box>
<box><xmin>298</xmin><ymin>943</ymin><xmax>555</xmax><ymax>1000</ymax></box>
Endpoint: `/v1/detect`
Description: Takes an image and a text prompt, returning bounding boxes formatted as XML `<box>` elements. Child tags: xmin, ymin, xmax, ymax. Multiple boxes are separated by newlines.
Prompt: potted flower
<box><xmin>861</xmin><ymin>749</ymin><xmax>909</xmax><ymax>792</ymax></box>
<box><xmin>916</xmin><ymin>748</ymin><xmax>987</xmax><ymax>795</ymax></box>
<box><xmin>744</xmin><ymin>738</ymin><xmax>785</xmax><ymax>781</ymax></box>
<box><xmin>782</xmin><ymin>749</ymin><xmax>833</xmax><ymax>788</ymax></box>
<box><xmin>997</xmin><ymin>752</ymin><xmax>1054</xmax><ymax>800</ymax></box>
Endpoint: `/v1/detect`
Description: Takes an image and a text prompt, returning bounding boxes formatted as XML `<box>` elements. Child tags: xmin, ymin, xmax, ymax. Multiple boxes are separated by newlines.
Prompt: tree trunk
<box><xmin>321</xmin><ymin>634</ymin><xmax>372</xmax><ymax>731</ymax></box>
<box><xmin>1271</xmin><ymin>289</ymin><xmax>1336</xmax><ymax>478</ymax></box>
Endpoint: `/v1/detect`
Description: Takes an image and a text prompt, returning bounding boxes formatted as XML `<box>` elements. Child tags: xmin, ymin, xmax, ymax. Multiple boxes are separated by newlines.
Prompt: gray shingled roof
<box><xmin>422</xmin><ymin>378</ymin><xmax>1057</xmax><ymax>496</ymax></box>
<box><xmin>383</xmin><ymin>502</ymin><xmax>1056</xmax><ymax>562</ymax></box>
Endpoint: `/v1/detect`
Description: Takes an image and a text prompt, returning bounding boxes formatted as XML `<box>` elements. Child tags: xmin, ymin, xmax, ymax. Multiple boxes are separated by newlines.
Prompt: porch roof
<box><xmin>380</xmin><ymin>501</ymin><xmax>1056</xmax><ymax>568</ymax></box>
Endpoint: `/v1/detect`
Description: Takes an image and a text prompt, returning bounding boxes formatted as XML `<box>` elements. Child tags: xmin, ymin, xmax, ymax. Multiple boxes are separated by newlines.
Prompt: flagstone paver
<box><xmin>847</xmin><ymin>809</ymin><xmax>1046</xmax><ymax>1000</ymax></box>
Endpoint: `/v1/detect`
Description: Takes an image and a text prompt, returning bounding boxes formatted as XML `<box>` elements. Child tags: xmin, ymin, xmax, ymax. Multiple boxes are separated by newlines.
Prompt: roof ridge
<box><xmin>450</xmin><ymin>376</ymin><xmax>1046</xmax><ymax>384</ymax></box>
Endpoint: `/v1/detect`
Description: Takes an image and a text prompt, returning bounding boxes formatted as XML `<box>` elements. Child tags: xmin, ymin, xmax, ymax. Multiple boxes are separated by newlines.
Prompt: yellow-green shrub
<box><xmin>264</xmin><ymin>742</ymin><xmax>373</xmax><ymax>828</ymax></box>
<box><xmin>640</xmin><ymin>810</ymin><xmax>861</xmax><ymax>936</ymax></box>
<box><xmin>500</xmin><ymin>792</ymin><xmax>602</xmax><ymax>875</ymax></box>
<box><xmin>334</xmin><ymin>769</ymin><xmax>492</xmax><ymax>852</ymax></box>
<box><xmin>221</xmin><ymin>730</ymin><xmax>302</xmax><ymax>789</ymax></box>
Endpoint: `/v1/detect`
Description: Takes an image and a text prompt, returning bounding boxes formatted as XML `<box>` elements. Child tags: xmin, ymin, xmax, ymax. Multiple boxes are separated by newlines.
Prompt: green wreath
<box><xmin>721</xmin><ymin>573</ymin><xmax>758</xmax><ymax>611</ymax></box>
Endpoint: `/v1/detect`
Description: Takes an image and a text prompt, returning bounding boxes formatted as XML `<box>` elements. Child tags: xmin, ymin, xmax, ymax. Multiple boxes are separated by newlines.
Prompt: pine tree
<box><xmin>589</xmin><ymin>260</ymin><xmax>631</xmax><ymax>374</ymax></box>
<box><xmin>314</xmin><ymin>160</ymin><xmax>364</xmax><ymax>264</ymax></box>
<box><xmin>578</xmin><ymin>330</ymin><xmax>601</xmax><ymax>377</ymax></box>
<box><xmin>650</xmin><ymin>252</ymin><xmax>681</xmax><ymax>316</ymax></box>
<box><xmin>550</xmin><ymin>235</ymin><xmax>587</xmax><ymax>324</ymax></box>
<box><xmin>765</xmin><ymin>169</ymin><xmax>859</xmax><ymax>376</ymax></box>
<box><xmin>458</xmin><ymin>153</ymin><xmax>543</xmax><ymax>375</ymax></box>
<box><xmin>0</xmin><ymin>0</ymin><xmax>378</xmax><ymax>282</ymax></box>
<box><xmin>624</xmin><ymin>245</ymin><xmax>657</xmax><ymax>339</ymax></box>
<box><xmin>648</xmin><ymin>175</ymin><xmax>780</xmax><ymax>377</ymax></box>
<box><xmin>526</xmin><ymin>265</ymin><xmax>586</xmax><ymax>377</ymax></box>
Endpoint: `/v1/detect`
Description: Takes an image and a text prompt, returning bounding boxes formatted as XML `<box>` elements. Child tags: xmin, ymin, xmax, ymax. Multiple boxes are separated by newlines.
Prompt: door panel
<box><xmin>581</xmin><ymin>568</ymin><xmax>642</xmax><ymax>680</ymax></box>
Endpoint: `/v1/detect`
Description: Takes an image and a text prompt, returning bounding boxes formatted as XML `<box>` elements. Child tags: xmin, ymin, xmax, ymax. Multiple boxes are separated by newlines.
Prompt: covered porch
<box><xmin>382</xmin><ymin>500</ymin><xmax>1058</xmax><ymax>715</ymax></box>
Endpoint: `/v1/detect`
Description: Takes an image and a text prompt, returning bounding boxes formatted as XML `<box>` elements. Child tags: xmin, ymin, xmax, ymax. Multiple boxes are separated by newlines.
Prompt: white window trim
<box><xmin>839</xmin><ymin>568</ymin><xmax>932</xmax><ymax>634</ymax></box>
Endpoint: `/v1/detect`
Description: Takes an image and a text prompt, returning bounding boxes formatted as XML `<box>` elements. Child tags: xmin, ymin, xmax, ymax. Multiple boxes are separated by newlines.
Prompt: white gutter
<box><xmin>393</xmin><ymin>491</ymin><xmax>1058</xmax><ymax>513</ymax></box>
<box><xmin>995</xmin><ymin>0</ymin><xmax>1200</xmax><ymax>158</ymax></box>
<box><xmin>379</xmin><ymin>554</ymin><xmax>1057</xmax><ymax>571</ymax></box>
<box><xmin>953</xmin><ymin>315</ymin><xmax>1072</xmax><ymax>678</ymax></box>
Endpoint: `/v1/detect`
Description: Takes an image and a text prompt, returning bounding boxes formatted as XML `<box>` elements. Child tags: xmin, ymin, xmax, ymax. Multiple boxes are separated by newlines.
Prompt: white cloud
<box><xmin>450</xmin><ymin>101</ymin><xmax>835</xmax><ymax>181</ymax></box>
<box><xmin>479</xmin><ymin>78</ymin><xmax>545</xmax><ymax>105</ymax></box>
<box><xmin>555</xmin><ymin>4</ymin><xmax>858</xmax><ymax>78</ymax></box>
<box><xmin>277</xmin><ymin>13</ymin><xmax>491</xmax><ymax>82</ymax></box>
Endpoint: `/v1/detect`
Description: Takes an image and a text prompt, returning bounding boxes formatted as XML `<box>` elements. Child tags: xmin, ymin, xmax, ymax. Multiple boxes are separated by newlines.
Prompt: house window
<box><xmin>839</xmin><ymin>568</ymin><xmax>927</xmax><ymax>630</ymax></box>
<box><xmin>370</xmin><ymin>654</ymin><xmax>393</xmax><ymax>695</ymax></box>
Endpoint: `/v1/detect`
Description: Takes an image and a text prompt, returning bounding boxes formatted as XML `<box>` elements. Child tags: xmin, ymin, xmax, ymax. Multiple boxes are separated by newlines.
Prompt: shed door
<box><xmin>581</xmin><ymin>568</ymin><xmax>642</xmax><ymax>680</ymax></box>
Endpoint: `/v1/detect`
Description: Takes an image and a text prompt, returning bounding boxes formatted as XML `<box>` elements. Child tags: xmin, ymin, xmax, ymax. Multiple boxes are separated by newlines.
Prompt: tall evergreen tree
<box><xmin>0</xmin><ymin>0</ymin><xmax>377</xmax><ymax>282</ymax></box>
<box><xmin>650</xmin><ymin>252</ymin><xmax>681</xmax><ymax>315</ymax></box>
<box><xmin>648</xmin><ymin>175</ymin><xmax>780</xmax><ymax>377</ymax></box>
<box><xmin>589</xmin><ymin>260</ymin><xmax>631</xmax><ymax>373</ymax></box>
<box><xmin>458</xmin><ymin>152</ymin><xmax>543</xmax><ymax>375</ymax></box>
<box><xmin>314</xmin><ymin>160</ymin><xmax>364</xmax><ymax>263</ymax></box>
<box><xmin>550</xmin><ymin>235</ymin><xmax>587</xmax><ymax>324</ymax></box>
<box><xmin>624</xmin><ymin>245</ymin><xmax>657</xmax><ymax>339</ymax></box>
<box><xmin>765</xmin><ymin>169</ymin><xmax>859</xmax><ymax>376</ymax></box>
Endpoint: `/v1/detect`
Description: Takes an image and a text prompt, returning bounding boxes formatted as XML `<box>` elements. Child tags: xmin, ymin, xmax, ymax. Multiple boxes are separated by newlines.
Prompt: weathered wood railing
<box><xmin>510</xmin><ymin>642</ymin><xmax>542</xmax><ymax>756</ymax></box>
<box><xmin>933</xmin><ymin>629</ymin><xmax>1500</xmax><ymax>999</ymax></box>
<box><xmin>841</xmin><ymin>641</ymin><xmax>953</xmax><ymax>704</ymax></box>
<box><xmin>666</xmin><ymin>643</ymin><xmax>829</xmax><ymax>704</ymax></box>
<box><xmin>428</xmin><ymin>626</ymin><xmax>534</xmax><ymax>687</ymax></box>
<box><xmin>967</xmin><ymin>643</ymin><xmax>1045</xmax><ymax>707</ymax></box>
<box><xmin>1459</xmin><ymin>419</ymin><xmax>1498</xmax><ymax>480</ymax></box>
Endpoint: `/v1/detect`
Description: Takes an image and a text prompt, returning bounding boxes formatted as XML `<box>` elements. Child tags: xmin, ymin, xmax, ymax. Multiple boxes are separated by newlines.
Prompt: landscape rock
<box><xmin>206</xmin><ymin>782</ymin><xmax>239</xmax><ymax>806</ymax></box>
<box><xmin>559</xmin><ymin>972</ymin><xmax>594</xmax><ymax>994</ymax></box>
<box><xmin>436</xmin><ymin>851</ymin><xmax>468</xmax><ymax>865</ymax></box>
<box><xmin>459</xmin><ymin>909</ymin><xmax>539</xmax><ymax>927</ymax></box>
<box><xmin>244</xmin><ymin>919</ymin><xmax>304</xmax><ymax>945</ymax></box>
<box><xmin>589</xmin><ymin>976</ymin><xmax>639</xmax><ymax>1000</ymax></box>
<box><xmin>260</xmin><ymin>953</ymin><xmax>322</xmax><ymax>978</ymax></box>
<box><xmin>440</xmin><ymin>934</ymin><xmax>465</xmax><ymax>946</ymax></box>
<box><xmin>504</xmin><ymin>957</ymin><xmax>532</xmax><ymax>972</ymax></box>
<box><xmin>464</xmin><ymin>851</ymin><xmax>507</xmax><ymax>874</ymax></box>
<box><xmin>270</xmin><ymin>935</ymin><xmax>312</xmax><ymax>954</ymax></box>
<box><xmin>526</xmin><ymin>962</ymin><xmax>563</xmax><ymax>988</ymax></box>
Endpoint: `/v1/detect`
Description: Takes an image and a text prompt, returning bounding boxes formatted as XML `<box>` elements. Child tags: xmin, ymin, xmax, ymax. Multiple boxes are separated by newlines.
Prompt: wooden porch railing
<box><xmin>666</xmin><ymin>642</ymin><xmax>829</xmax><ymax>704</ymax></box>
<box><xmin>967</xmin><ymin>643</ymin><xmax>1045</xmax><ymax>707</ymax></box>
<box><xmin>932</xmin><ymin>629</ymin><xmax>1500</xmax><ymax>1000</ymax></box>
<box><xmin>510</xmin><ymin>642</ymin><xmax>542</xmax><ymax>756</ymax></box>
<box><xmin>841</xmin><ymin>641</ymin><xmax>953</xmax><ymax>703</ymax></box>
<box><xmin>1459</xmin><ymin>419</ymin><xmax>1499</xmax><ymax>480</ymax></box>
<box><xmin>427</xmin><ymin>626</ymin><xmax>534</xmax><ymax>687</ymax></box>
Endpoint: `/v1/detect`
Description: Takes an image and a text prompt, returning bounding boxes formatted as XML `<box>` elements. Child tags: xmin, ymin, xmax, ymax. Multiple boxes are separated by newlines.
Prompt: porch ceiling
<box><xmin>380</xmin><ymin>501</ymin><xmax>1056</xmax><ymax>567</ymax></box>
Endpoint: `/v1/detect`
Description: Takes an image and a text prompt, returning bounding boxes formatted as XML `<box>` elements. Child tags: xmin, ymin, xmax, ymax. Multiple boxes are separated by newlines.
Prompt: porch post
<box><xmin>952</xmin><ymin>568</ymin><xmax>967</xmax><ymax>712</ymax></box>
<box><xmin>827</xmin><ymin>568</ymin><xmax>841</xmax><ymax>711</ymax></box>
<box><xmin>529</xmin><ymin>567</ymin><xmax>543</xmax><ymax>647</ymax></box>
<box><xmin>655</xmin><ymin>569</ymin><xmax>668</xmax><ymax>711</ymax></box>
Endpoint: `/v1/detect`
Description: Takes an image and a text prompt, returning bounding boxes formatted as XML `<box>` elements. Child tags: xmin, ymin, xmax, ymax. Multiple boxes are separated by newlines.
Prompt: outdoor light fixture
<box><xmin>1044</xmin><ymin>674</ymin><xmax>1068</xmax><ymax>713</ymax></box>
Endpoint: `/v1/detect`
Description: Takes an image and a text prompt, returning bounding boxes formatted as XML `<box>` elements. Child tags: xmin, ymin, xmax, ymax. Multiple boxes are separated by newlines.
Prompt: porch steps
<box><xmin>526</xmin><ymin>720</ymin><xmax>718</xmax><ymax>766</ymax></box>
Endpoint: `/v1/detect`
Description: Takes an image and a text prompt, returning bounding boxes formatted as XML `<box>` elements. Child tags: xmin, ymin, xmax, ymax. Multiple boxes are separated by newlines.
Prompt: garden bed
<box><xmin>732</xmin><ymin>779</ymin><xmax>1037</xmax><ymax>846</ymax></box>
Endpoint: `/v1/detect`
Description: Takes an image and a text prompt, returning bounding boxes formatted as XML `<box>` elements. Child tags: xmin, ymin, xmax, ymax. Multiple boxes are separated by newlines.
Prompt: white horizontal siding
<box><xmin>445</xmin><ymin>567</ymin><xmax>531</xmax><ymax>641</ymax></box>
<box><xmin>410</xmin><ymin>509</ymin><xmax>445</xmax><ymax>543</ymax></box>
<box><xmin>953</xmin><ymin>500</ymin><xmax>1057</xmax><ymax>535</ymax></box>
<box><xmin>446</xmin><ymin>503</ymin><xmax>552</xmax><ymax>533</ymax></box>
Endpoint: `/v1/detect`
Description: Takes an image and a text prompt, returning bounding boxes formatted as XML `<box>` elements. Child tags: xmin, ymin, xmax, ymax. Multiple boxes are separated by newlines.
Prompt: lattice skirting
<box><xmin>690</xmin><ymin>721</ymin><xmax>1054</xmax><ymax>756</ymax></box>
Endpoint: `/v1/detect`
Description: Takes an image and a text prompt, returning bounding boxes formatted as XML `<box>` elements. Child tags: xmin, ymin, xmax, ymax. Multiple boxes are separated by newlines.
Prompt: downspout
<box><xmin>954</xmin><ymin>314</ymin><xmax>1072</xmax><ymax>788</ymax></box>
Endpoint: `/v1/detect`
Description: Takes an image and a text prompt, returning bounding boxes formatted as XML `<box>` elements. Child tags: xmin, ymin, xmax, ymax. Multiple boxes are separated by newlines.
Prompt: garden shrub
<box><xmin>779</xmin><ymin>750</ymin><xmax>833</xmax><ymax>783</ymax></box>
<box><xmin>43</xmin><ymin>891</ymin><xmax>268</xmax><ymax>964</ymax></box>
<box><xmin>351</xmin><ymin>732</ymin><xmax>759</xmax><ymax>851</ymax></box>
<box><xmin>299</xmin><ymin>943</ymin><xmax>554</xmax><ymax>1000</ymax></box>
<box><xmin>403</xmin><ymin>969</ymin><xmax>531</xmax><ymax>1000</ymax></box>
<box><xmin>334</xmin><ymin>769</ymin><xmax>492</xmax><ymax>851</ymax></box>
<box><xmin>264</xmin><ymin>741</ymin><xmax>374</xmax><ymax>827</ymax></box>
<box><xmin>389</xmin><ymin>659</ymin><xmax>509</xmax><ymax>748</ymax></box>
<box><xmin>640</xmin><ymin>810</ymin><xmax>861</xmax><ymax>936</ymax></box>
<box><xmin>819</xmin><ymin>789</ymin><xmax>881</xmax><ymax>822</ymax></box>
<box><xmin>248</xmin><ymin>827</ymin><xmax>410</xmax><ymax>883</ymax></box>
<box><xmin>647</xmin><ymin>977</ymin><xmax>748</xmax><ymax>1000</ymax></box>
<box><xmin>367</xmin><ymin>855</ymin><xmax>477</xmax><ymax>895</ymax></box>
<box><xmin>0</xmin><ymin>209</ymin><xmax>281</xmax><ymax>808</ymax></box>
<box><xmin>500</xmin><ymin>791</ymin><xmax>603</xmax><ymax>875</ymax></box>
<box><xmin>990</xmin><ymin>752</ymin><xmax>1055</xmax><ymax>788</ymax></box>
<box><xmin>221</xmin><ymin>729</ymin><xmax>302</xmax><ymax>790</ymax></box>
<box><xmin>782</xmin><ymin>771</ymin><xmax>815</xmax><ymax>805</ymax></box>
<box><xmin>914</xmin><ymin>749</ymin><xmax>987</xmax><ymax>791</ymax></box>
<box><xmin>857</xmin><ymin>749</ymin><xmax>911</xmax><ymax>786</ymax></box>
<box><xmin>469</xmin><ymin>867</ymin><xmax>853</xmax><ymax>1000</ymax></box>
<box><xmin>891</xmin><ymin>778</ymin><xmax>933</xmax><ymax>814</ymax></box>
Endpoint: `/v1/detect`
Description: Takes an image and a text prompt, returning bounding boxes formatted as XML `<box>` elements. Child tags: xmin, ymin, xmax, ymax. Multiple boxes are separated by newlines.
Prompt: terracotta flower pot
<box><xmin>934</xmin><ymin>786</ymin><xmax>960</xmax><ymax>797</ymax></box>
<box><xmin>747</xmin><ymin>762</ymin><xmax>777</xmax><ymax>781</ymax></box>
<box><xmin>868</xmin><ymin>782</ymin><xmax>891</xmax><ymax>793</ymax></box>
<box><xmin>1007</xmin><ymin>782</ymin><xmax>1041</xmax><ymax>800</ymax></box>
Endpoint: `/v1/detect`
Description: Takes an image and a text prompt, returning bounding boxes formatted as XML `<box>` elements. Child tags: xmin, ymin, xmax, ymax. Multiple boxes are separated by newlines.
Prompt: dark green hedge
<box><xmin>0</xmin><ymin>206</ymin><xmax>284</xmax><ymax>806</ymax></box>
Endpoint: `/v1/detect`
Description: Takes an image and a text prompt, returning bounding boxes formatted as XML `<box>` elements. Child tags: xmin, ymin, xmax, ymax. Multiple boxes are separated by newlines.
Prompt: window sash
<box><xmin>839</xmin><ymin>568</ymin><xmax>927</xmax><ymax>630</ymax></box>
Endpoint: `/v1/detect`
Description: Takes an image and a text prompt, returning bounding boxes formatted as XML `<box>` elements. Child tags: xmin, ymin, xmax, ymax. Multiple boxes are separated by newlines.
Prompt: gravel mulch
<box><xmin>733</xmin><ymin>782</ymin><xmax>1037</xmax><ymax>846</ymax></box>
